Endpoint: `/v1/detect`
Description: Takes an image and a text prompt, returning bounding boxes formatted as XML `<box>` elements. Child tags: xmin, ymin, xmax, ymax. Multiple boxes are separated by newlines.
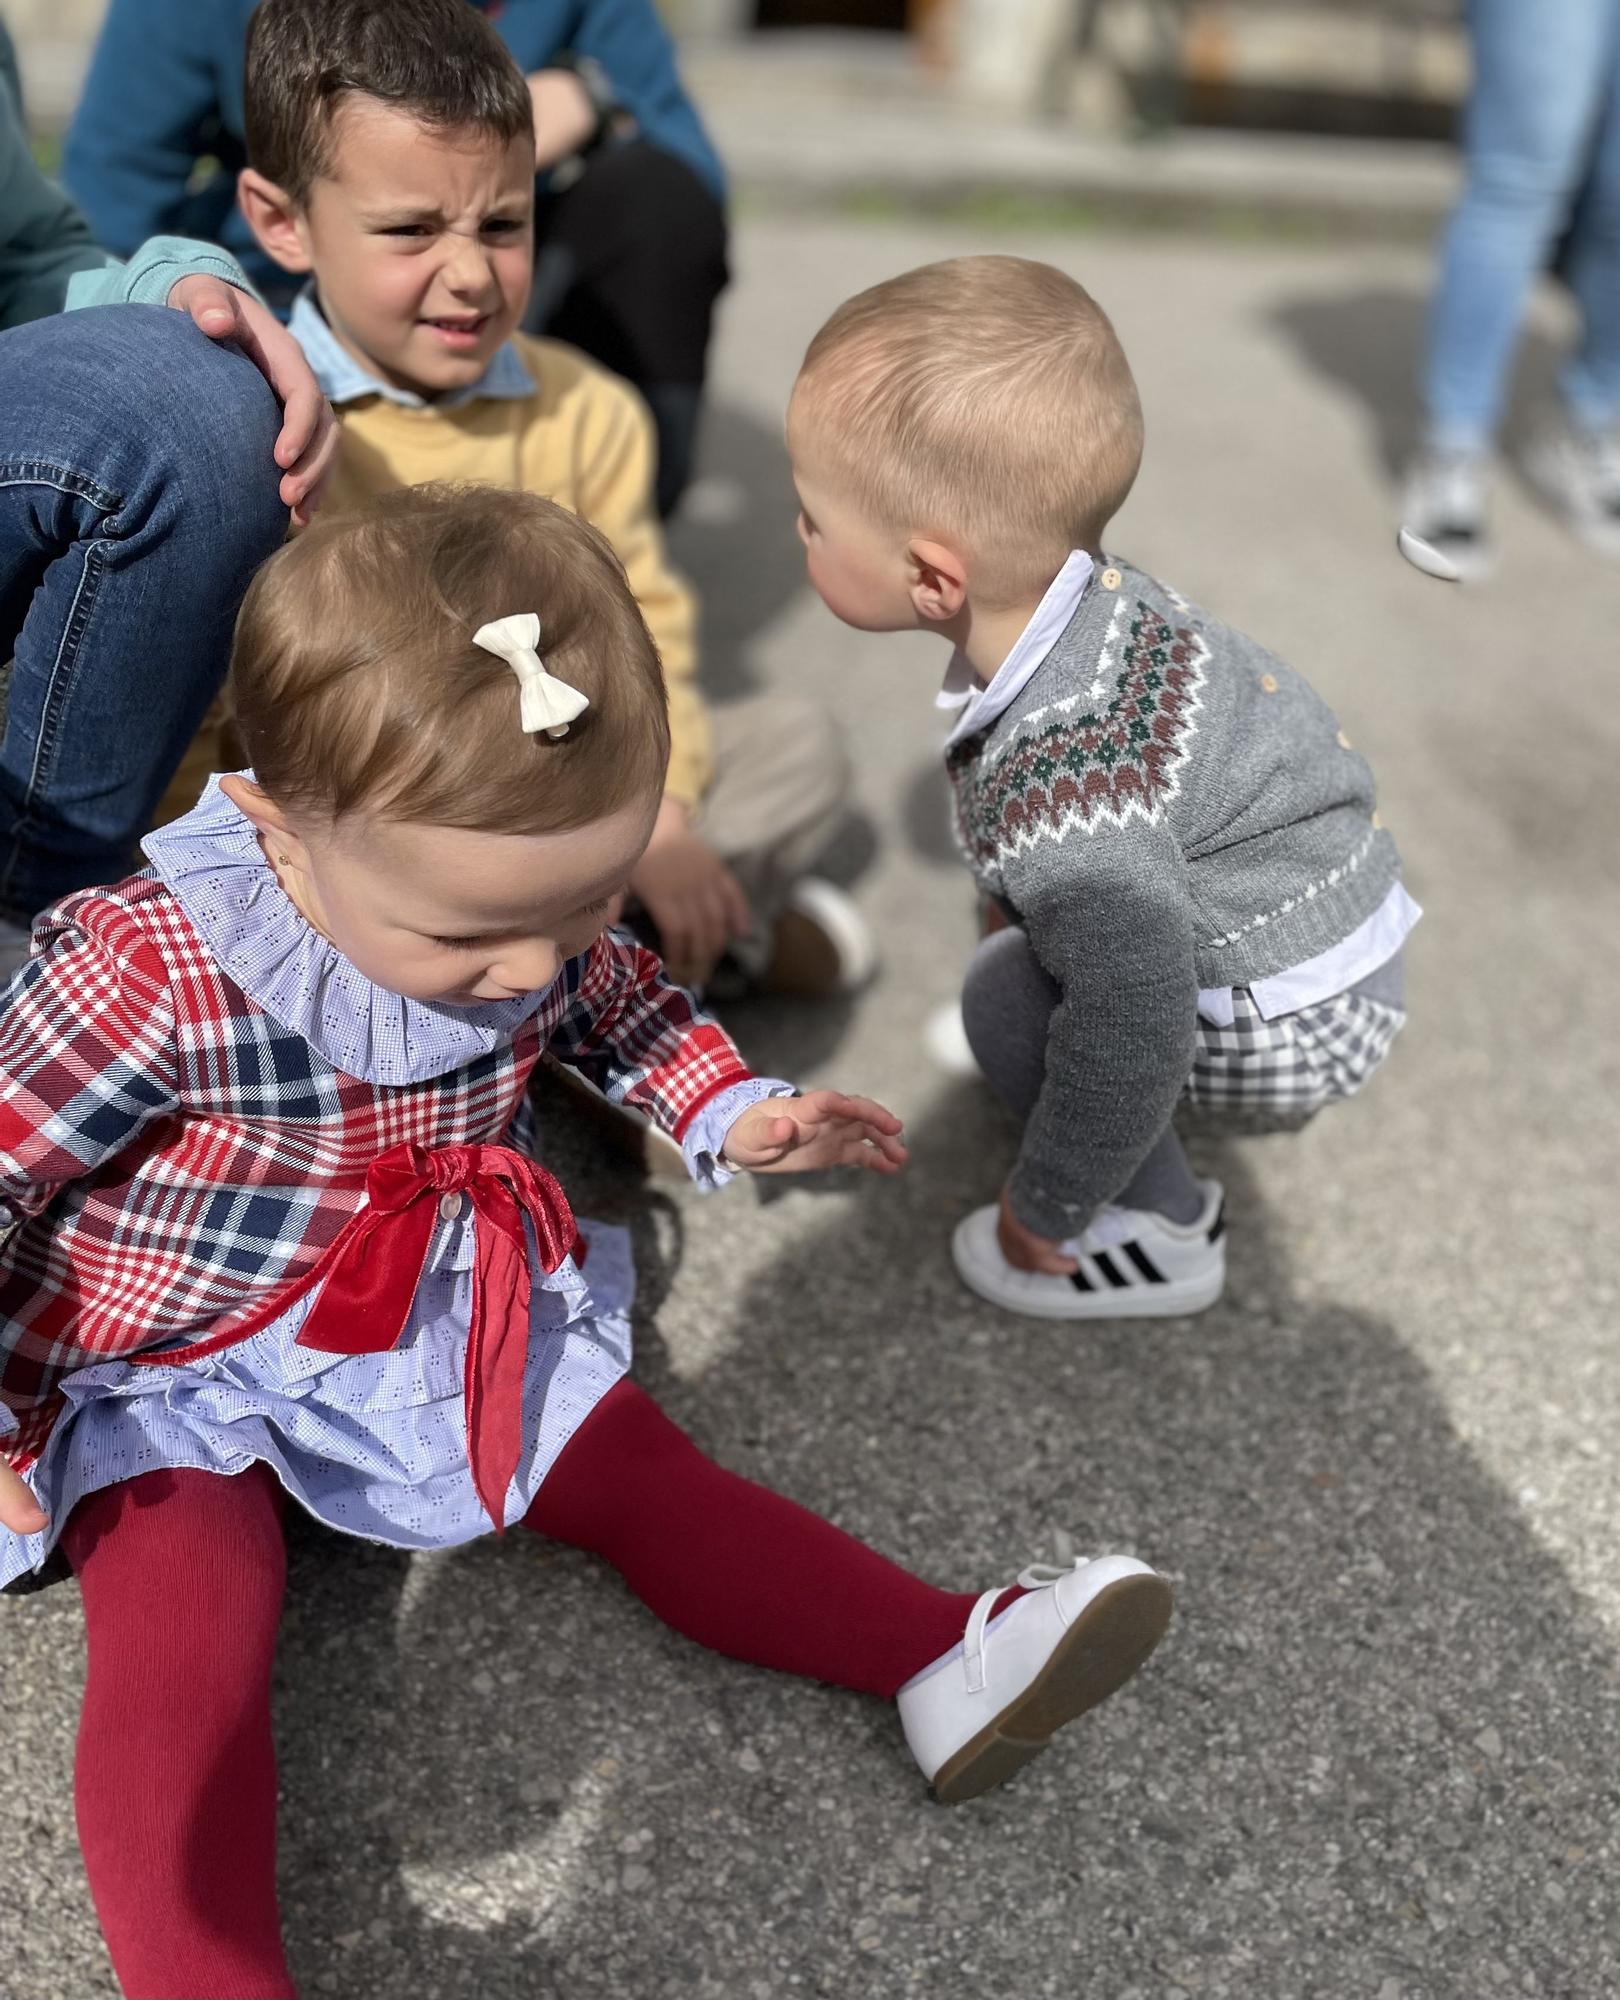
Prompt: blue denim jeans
<box><xmin>0</xmin><ymin>306</ymin><xmax>286</xmax><ymax>923</ymax></box>
<box><xmin>1425</xmin><ymin>0</ymin><xmax>1620</xmax><ymax>449</ymax></box>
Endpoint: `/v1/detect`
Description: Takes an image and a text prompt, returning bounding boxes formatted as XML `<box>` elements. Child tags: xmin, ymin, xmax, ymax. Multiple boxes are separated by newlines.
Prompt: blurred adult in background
<box><xmin>1401</xmin><ymin>0</ymin><xmax>1620</xmax><ymax>578</ymax></box>
<box><xmin>64</xmin><ymin>0</ymin><xmax>728</xmax><ymax>515</ymax></box>
<box><xmin>0</xmin><ymin>20</ymin><xmax>333</xmax><ymax>979</ymax></box>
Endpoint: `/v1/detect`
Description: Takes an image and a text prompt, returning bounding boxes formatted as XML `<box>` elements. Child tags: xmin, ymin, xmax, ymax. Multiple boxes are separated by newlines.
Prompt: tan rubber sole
<box><xmin>931</xmin><ymin>1573</ymin><xmax>1174</xmax><ymax>1805</ymax></box>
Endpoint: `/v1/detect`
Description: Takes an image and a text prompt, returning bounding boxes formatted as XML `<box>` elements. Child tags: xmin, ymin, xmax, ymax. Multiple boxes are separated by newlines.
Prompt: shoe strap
<box><xmin>960</xmin><ymin>1558</ymin><xmax>1090</xmax><ymax>1694</ymax></box>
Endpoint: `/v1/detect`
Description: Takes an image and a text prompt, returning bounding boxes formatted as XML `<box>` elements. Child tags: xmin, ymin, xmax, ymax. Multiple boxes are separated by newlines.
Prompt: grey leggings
<box><xmin>959</xmin><ymin>927</ymin><xmax>1407</xmax><ymax>1230</ymax></box>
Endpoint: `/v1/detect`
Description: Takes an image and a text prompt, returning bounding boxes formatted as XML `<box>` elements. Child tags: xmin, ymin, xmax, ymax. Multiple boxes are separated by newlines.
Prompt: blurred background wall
<box><xmin>12</xmin><ymin>0</ymin><xmax>1468</xmax><ymax>141</ymax></box>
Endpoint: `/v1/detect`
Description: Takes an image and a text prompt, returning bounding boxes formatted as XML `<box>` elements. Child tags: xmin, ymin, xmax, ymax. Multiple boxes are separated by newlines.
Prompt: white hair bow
<box><xmin>472</xmin><ymin>613</ymin><xmax>590</xmax><ymax>740</ymax></box>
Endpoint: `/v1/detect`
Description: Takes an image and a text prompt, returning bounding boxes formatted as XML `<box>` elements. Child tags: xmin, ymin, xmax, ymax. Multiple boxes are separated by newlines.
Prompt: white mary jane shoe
<box><xmin>898</xmin><ymin>1555</ymin><xmax>1172</xmax><ymax>1804</ymax></box>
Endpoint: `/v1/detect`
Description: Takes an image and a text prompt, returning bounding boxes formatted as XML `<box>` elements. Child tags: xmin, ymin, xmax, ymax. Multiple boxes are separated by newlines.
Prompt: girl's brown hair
<box><xmin>232</xmin><ymin>484</ymin><xmax>670</xmax><ymax>834</ymax></box>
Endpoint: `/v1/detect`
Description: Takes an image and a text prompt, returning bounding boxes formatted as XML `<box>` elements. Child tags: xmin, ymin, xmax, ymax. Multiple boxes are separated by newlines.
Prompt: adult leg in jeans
<box><xmin>0</xmin><ymin>306</ymin><xmax>286</xmax><ymax>946</ymax></box>
<box><xmin>1561</xmin><ymin>18</ymin><xmax>1620</xmax><ymax>437</ymax></box>
<box><xmin>523</xmin><ymin>141</ymin><xmax>729</xmax><ymax>516</ymax></box>
<box><xmin>959</xmin><ymin>925</ymin><xmax>1203</xmax><ymax>1225</ymax></box>
<box><xmin>1424</xmin><ymin>0</ymin><xmax>1620</xmax><ymax>451</ymax></box>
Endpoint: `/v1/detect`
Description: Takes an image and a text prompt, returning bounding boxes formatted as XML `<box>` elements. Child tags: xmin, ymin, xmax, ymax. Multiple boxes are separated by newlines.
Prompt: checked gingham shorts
<box><xmin>1181</xmin><ymin>984</ymin><xmax>1406</xmax><ymax>1135</ymax></box>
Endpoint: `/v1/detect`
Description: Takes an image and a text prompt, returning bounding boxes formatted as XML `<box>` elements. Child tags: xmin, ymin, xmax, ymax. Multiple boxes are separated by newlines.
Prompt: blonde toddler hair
<box><xmin>232</xmin><ymin>484</ymin><xmax>670</xmax><ymax>835</ymax></box>
<box><xmin>792</xmin><ymin>255</ymin><xmax>1144</xmax><ymax>604</ymax></box>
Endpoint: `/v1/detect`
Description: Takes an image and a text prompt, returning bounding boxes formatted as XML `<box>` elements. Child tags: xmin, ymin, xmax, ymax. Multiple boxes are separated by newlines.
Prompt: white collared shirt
<box><xmin>938</xmin><ymin>551</ymin><xmax>1419</xmax><ymax>1019</ymax></box>
<box><xmin>938</xmin><ymin>550</ymin><xmax>1094</xmax><ymax>751</ymax></box>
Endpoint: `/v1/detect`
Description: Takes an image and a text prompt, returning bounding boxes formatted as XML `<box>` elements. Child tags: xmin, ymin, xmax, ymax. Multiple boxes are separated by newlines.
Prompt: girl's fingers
<box><xmin>0</xmin><ymin>1462</ymin><xmax>47</xmax><ymax>1536</ymax></box>
<box><xmin>809</xmin><ymin>1090</ymin><xmax>903</xmax><ymax>1136</ymax></box>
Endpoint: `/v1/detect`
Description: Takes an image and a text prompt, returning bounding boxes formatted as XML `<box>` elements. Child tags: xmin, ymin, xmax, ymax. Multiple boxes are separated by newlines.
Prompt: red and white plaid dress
<box><xmin>0</xmin><ymin>806</ymin><xmax>757</xmax><ymax>1477</ymax></box>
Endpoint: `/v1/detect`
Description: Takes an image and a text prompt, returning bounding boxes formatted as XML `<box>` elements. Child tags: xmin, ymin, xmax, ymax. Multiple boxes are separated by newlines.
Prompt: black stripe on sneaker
<box><xmin>1122</xmin><ymin>1241</ymin><xmax>1166</xmax><ymax>1283</ymax></box>
<box><xmin>1069</xmin><ymin>1265</ymin><xmax>1094</xmax><ymax>1293</ymax></box>
<box><xmin>1207</xmin><ymin>1200</ymin><xmax>1227</xmax><ymax>1245</ymax></box>
<box><xmin>1090</xmin><ymin>1250</ymin><xmax>1133</xmax><ymax>1289</ymax></box>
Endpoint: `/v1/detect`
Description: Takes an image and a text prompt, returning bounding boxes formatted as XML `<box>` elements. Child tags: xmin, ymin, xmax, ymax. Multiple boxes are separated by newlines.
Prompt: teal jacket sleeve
<box><xmin>0</xmin><ymin>21</ymin><xmax>253</xmax><ymax>329</ymax></box>
<box><xmin>0</xmin><ymin>22</ymin><xmax>105</xmax><ymax>329</ymax></box>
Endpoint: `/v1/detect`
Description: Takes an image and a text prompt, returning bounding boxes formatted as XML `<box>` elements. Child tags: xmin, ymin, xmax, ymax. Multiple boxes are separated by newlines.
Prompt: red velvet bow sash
<box><xmin>296</xmin><ymin>1142</ymin><xmax>582</xmax><ymax>1529</ymax></box>
<box><xmin>133</xmin><ymin>1142</ymin><xmax>582</xmax><ymax>1532</ymax></box>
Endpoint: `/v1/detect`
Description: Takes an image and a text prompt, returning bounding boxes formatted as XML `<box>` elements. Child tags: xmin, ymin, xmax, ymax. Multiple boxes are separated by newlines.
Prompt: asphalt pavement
<box><xmin>2</xmin><ymin>214</ymin><xmax>1617</xmax><ymax>2000</ymax></box>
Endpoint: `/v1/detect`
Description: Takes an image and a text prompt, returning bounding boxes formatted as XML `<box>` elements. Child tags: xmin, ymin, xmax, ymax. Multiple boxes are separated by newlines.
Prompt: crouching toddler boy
<box><xmin>787</xmin><ymin>256</ymin><xmax>1418</xmax><ymax>1319</ymax></box>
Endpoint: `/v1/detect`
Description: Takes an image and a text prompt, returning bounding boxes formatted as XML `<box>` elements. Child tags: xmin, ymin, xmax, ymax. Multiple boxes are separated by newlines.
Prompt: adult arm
<box><xmin>0</xmin><ymin>28</ymin><xmax>238</xmax><ymax>328</ymax></box>
<box><xmin>0</xmin><ymin>18</ymin><xmax>258</xmax><ymax>324</ymax></box>
<box><xmin>540</xmin><ymin>0</ymin><xmax>725</xmax><ymax>198</ymax></box>
<box><xmin>61</xmin><ymin>0</ymin><xmax>232</xmax><ymax>258</ymax></box>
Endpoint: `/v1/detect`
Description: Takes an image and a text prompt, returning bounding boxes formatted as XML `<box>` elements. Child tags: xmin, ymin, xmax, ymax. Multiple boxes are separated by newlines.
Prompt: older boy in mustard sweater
<box><xmin>236</xmin><ymin>0</ymin><xmax>870</xmax><ymax>1000</ymax></box>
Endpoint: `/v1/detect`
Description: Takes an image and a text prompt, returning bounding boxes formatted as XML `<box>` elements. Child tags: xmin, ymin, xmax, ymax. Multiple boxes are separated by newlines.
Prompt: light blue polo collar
<box><xmin>289</xmin><ymin>290</ymin><xmax>534</xmax><ymax>411</ymax></box>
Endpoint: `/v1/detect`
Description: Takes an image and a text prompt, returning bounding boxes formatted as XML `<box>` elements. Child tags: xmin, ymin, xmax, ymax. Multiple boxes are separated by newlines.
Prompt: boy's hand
<box><xmin>165</xmin><ymin>276</ymin><xmax>340</xmax><ymax>527</ymax></box>
<box><xmin>722</xmin><ymin>1092</ymin><xmax>907</xmax><ymax>1176</ymax></box>
<box><xmin>0</xmin><ymin>1458</ymin><xmax>47</xmax><ymax>1537</ymax></box>
<box><xmin>997</xmin><ymin>1183</ymin><xmax>1078</xmax><ymax>1276</ymax></box>
<box><xmin>631</xmin><ymin>798</ymin><xmax>752</xmax><ymax>988</ymax></box>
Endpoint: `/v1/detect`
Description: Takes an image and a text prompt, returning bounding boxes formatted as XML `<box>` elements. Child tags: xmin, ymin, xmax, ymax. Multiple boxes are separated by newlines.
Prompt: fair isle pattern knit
<box><xmin>943</xmin><ymin>557</ymin><xmax>1404</xmax><ymax>1240</ymax></box>
<box><xmin>950</xmin><ymin>594</ymin><xmax>1210</xmax><ymax>863</ymax></box>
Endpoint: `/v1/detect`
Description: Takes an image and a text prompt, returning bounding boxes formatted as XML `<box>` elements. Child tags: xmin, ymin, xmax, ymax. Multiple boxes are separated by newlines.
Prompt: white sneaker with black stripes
<box><xmin>951</xmin><ymin>1180</ymin><xmax>1226</xmax><ymax>1321</ymax></box>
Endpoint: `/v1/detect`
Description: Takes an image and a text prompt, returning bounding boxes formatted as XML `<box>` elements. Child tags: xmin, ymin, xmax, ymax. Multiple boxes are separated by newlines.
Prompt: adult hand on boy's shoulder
<box><xmin>721</xmin><ymin>1092</ymin><xmax>907</xmax><ymax>1177</ymax></box>
<box><xmin>165</xmin><ymin>276</ymin><xmax>339</xmax><ymax>527</ymax></box>
<box><xmin>0</xmin><ymin>1457</ymin><xmax>47</xmax><ymax>1537</ymax></box>
<box><xmin>631</xmin><ymin>797</ymin><xmax>752</xmax><ymax>987</ymax></box>
<box><xmin>997</xmin><ymin>1184</ymin><xmax>1079</xmax><ymax>1276</ymax></box>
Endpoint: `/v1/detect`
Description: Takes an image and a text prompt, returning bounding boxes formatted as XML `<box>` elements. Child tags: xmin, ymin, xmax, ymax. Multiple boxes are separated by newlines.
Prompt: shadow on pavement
<box><xmin>270</xmin><ymin>1074</ymin><xmax>1618</xmax><ymax>1999</ymax></box>
<box><xmin>1266</xmin><ymin>286</ymin><xmax>1566</xmax><ymax>476</ymax></box>
<box><xmin>664</xmin><ymin>397</ymin><xmax>808</xmax><ymax>707</ymax></box>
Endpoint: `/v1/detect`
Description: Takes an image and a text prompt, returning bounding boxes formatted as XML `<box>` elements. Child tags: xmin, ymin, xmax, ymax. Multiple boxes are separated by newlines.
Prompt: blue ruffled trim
<box><xmin>142</xmin><ymin>777</ymin><xmax>550</xmax><ymax>1085</ymax></box>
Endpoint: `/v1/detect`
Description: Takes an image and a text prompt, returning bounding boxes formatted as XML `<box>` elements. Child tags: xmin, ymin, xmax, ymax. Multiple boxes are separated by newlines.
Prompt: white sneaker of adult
<box><xmin>1525</xmin><ymin>421</ymin><xmax>1620</xmax><ymax>556</ymax></box>
<box><xmin>951</xmin><ymin>1180</ymin><xmax>1226</xmax><ymax>1321</ymax></box>
<box><xmin>898</xmin><ymin>1555</ymin><xmax>1172</xmax><ymax>1803</ymax></box>
<box><xmin>1399</xmin><ymin>447</ymin><xmax>1492</xmax><ymax>582</ymax></box>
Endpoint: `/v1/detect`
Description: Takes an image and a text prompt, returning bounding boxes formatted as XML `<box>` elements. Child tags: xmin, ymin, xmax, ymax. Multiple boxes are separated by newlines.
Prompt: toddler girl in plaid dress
<box><xmin>0</xmin><ymin>484</ymin><xmax>1170</xmax><ymax>2000</ymax></box>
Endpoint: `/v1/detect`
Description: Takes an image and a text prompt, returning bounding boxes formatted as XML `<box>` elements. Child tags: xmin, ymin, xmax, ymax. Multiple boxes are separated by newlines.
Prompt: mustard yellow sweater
<box><xmin>323</xmin><ymin>335</ymin><xmax>711</xmax><ymax>809</ymax></box>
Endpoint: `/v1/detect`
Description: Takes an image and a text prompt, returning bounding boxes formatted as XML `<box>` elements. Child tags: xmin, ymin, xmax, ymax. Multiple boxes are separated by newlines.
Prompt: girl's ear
<box><xmin>220</xmin><ymin>775</ymin><xmax>304</xmax><ymax>858</ymax></box>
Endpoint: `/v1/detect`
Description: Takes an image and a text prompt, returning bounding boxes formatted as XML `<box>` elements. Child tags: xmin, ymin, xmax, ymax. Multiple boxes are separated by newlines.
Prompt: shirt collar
<box><xmin>937</xmin><ymin>550</ymin><xmax>1094</xmax><ymax>751</ymax></box>
<box><xmin>142</xmin><ymin>776</ymin><xmax>550</xmax><ymax>1086</ymax></box>
<box><xmin>289</xmin><ymin>290</ymin><xmax>534</xmax><ymax>411</ymax></box>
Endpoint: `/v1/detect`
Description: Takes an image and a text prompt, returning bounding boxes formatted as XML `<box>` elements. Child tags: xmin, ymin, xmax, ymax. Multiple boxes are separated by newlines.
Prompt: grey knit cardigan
<box><xmin>944</xmin><ymin>558</ymin><xmax>1403</xmax><ymax>1238</ymax></box>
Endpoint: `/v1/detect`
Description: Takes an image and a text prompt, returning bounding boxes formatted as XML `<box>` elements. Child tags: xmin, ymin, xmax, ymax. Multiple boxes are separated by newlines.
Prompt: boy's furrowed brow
<box><xmin>359</xmin><ymin>203</ymin><xmax>445</xmax><ymax>228</ymax></box>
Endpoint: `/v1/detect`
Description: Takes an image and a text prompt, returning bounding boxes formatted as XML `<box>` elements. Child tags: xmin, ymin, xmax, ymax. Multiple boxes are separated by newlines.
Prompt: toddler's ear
<box><xmin>237</xmin><ymin>168</ymin><xmax>314</xmax><ymax>275</ymax></box>
<box><xmin>907</xmin><ymin>538</ymin><xmax>968</xmax><ymax>625</ymax></box>
<box><xmin>219</xmin><ymin>774</ymin><xmax>298</xmax><ymax>849</ymax></box>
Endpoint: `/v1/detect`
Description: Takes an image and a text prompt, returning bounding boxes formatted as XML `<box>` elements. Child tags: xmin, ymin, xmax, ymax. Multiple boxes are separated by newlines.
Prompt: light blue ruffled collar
<box><xmin>142</xmin><ymin>777</ymin><xmax>550</xmax><ymax>1086</ymax></box>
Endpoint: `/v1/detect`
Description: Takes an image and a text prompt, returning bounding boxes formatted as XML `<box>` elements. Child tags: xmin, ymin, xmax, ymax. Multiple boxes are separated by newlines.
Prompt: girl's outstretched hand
<box><xmin>0</xmin><ymin>1457</ymin><xmax>47</xmax><ymax>1536</ymax></box>
<box><xmin>721</xmin><ymin>1092</ymin><xmax>907</xmax><ymax>1176</ymax></box>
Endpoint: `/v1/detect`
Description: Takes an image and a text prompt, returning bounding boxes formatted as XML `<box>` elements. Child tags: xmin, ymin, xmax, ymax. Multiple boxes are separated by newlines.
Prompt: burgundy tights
<box><xmin>62</xmin><ymin>1380</ymin><xmax>979</xmax><ymax>1998</ymax></box>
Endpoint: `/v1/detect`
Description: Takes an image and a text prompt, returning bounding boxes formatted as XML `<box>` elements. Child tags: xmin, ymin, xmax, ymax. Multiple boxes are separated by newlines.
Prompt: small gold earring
<box><xmin>277</xmin><ymin>851</ymin><xmax>292</xmax><ymax>865</ymax></box>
